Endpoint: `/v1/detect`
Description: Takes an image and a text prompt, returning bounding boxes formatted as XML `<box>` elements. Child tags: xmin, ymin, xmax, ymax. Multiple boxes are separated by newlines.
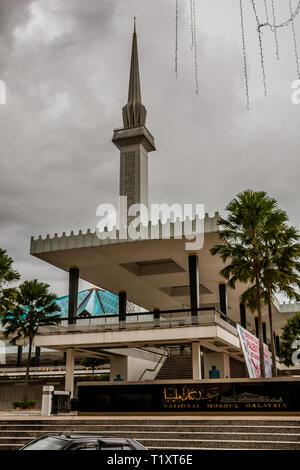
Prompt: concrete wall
<box><xmin>203</xmin><ymin>352</ymin><xmax>231</xmax><ymax>379</ymax></box>
<box><xmin>230</xmin><ymin>357</ymin><xmax>247</xmax><ymax>378</ymax></box>
<box><xmin>0</xmin><ymin>380</ymin><xmax>68</xmax><ymax>410</ymax></box>
<box><xmin>0</xmin><ymin>383</ymin><xmax>43</xmax><ymax>409</ymax></box>
<box><xmin>110</xmin><ymin>348</ymin><xmax>166</xmax><ymax>382</ymax></box>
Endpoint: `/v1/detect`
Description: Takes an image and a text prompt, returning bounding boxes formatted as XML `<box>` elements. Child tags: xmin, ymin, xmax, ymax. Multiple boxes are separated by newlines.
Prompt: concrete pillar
<box><xmin>34</xmin><ymin>346</ymin><xmax>41</xmax><ymax>367</ymax></box>
<box><xmin>118</xmin><ymin>291</ymin><xmax>127</xmax><ymax>329</ymax></box>
<box><xmin>65</xmin><ymin>349</ymin><xmax>75</xmax><ymax>398</ymax></box>
<box><xmin>17</xmin><ymin>346</ymin><xmax>22</xmax><ymax>367</ymax></box>
<box><xmin>188</xmin><ymin>254</ymin><xmax>199</xmax><ymax>323</ymax></box>
<box><xmin>239</xmin><ymin>303</ymin><xmax>246</xmax><ymax>328</ymax></box>
<box><xmin>276</xmin><ymin>335</ymin><xmax>280</xmax><ymax>357</ymax></box>
<box><xmin>192</xmin><ymin>342</ymin><xmax>202</xmax><ymax>380</ymax></box>
<box><xmin>219</xmin><ymin>282</ymin><xmax>227</xmax><ymax>315</ymax></box>
<box><xmin>222</xmin><ymin>353</ymin><xmax>231</xmax><ymax>379</ymax></box>
<box><xmin>68</xmin><ymin>267</ymin><xmax>79</xmax><ymax>324</ymax></box>
<box><xmin>110</xmin><ymin>356</ymin><xmax>128</xmax><ymax>382</ymax></box>
<box><xmin>255</xmin><ymin>317</ymin><xmax>259</xmax><ymax>338</ymax></box>
<box><xmin>153</xmin><ymin>308</ymin><xmax>160</xmax><ymax>328</ymax></box>
<box><xmin>204</xmin><ymin>351</ymin><xmax>231</xmax><ymax>379</ymax></box>
<box><xmin>262</xmin><ymin>322</ymin><xmax>267</xmax><ymax>344</ymax></box>
<box><xmin>41</xmin><ymin>385</ymin><xmax>54</xmax><ymax>416</ymax></box>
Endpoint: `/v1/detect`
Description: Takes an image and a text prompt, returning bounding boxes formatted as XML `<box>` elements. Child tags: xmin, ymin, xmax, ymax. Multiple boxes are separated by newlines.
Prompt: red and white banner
<box><xmin>237</xmin><ymin>324</ymin><xmax>272</xmax><ymax>378</ymax></box>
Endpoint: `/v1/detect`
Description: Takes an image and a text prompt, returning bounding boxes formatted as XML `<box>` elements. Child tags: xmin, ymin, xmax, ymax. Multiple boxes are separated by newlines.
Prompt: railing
<box><xmin>137</xmin><ymin>347</ymin><xmax>168</xmax><ymax>381</ymax></box>
<box><xmin>36</xmin><ymin>307</ymin><xmax>238</xmax><ymax>337</ymax></box>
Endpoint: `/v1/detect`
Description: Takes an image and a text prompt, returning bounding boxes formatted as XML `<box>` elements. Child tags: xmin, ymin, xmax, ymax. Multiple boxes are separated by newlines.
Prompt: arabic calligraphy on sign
<box><xmin>163</xmin><ymin>386</ymin><xmax>219</xmax><ymax>402</ymax></box>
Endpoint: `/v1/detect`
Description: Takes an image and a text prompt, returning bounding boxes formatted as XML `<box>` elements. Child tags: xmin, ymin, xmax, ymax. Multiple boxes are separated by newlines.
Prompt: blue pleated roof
<box><xmin>55</xmin><ymin>288</ymin><xmax>118</xmax><ymax>317</ymax></box>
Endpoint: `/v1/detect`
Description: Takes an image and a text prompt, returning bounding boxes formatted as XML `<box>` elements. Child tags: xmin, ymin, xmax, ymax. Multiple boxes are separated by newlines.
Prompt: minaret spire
<box><xmin>122</xmin><ymin>17</ymin><xmax>147</xmax><ymax>128</ymax></box>
<box><xmin>112</xmin><ymin>22</ymin><xmax>155</xmax><ymax>219</ymax></box>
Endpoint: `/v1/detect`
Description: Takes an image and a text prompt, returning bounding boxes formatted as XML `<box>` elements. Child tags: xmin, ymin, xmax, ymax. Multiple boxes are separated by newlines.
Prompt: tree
<box><xmin>0</xmin><ymin>248</ymin><xmax>20</xmax><ymax>316</ymax></box>
<box><xmin>210</xmin><ymin>190</ymin><xmax>288</xmax><ymax>377</ymax></box>
<box><xmin>280</xmin><ymin>313</ymin><xmax>300</xmax><ymax>367</ymax></box>
<box><xmin>1</xmin><ymin>280</ymin><xmax>61</xmax><ymax>396</ymax></box>
<box><xmin>262</xmin><ymin>225</ymin><xmax>300</xmax><ymax>375</ymax></box>
<box><xmin>80</xmin><ymin>357</ymin><xmax>105</xmax><ymax>373</ymax></box>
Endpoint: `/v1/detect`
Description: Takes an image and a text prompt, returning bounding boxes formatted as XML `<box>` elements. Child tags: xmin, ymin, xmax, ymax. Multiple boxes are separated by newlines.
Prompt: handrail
<box><xmin>55</xmin><ymin>306</ymin><xmax>237</xmax><ymax>329</ymax></box>
<box><xmin>58</xmin><ymin>307</ymin><xmax>225</xmax><ymax>321</ymax></box>
<box><xmin>137</xmin><ymin>347</ymin><xmax>168</xmax><ymax>381</ymax></box>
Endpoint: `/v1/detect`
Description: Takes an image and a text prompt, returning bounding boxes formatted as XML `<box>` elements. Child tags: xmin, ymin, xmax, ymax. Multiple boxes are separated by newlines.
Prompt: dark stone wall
<box><xmin>78</xmin><ymin>379</ymin><xmax>300</xmax><ymax>413</ymax></box>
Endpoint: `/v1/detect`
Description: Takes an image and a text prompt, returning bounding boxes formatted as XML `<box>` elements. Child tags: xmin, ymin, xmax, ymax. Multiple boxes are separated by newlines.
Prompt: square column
<box><xmin>255</xmin><ymin>317</ymin><xmax>259</xmax><ymax>338</ymax></box>
<box><xmin>119</xmin><ymin>291</ymin><xmax>127</xmax><ymax>329</ymax></box>
<box><xmin>204</xmin><ymin>351</ymin><xmax>231</xmax><ymax>379</ymax></box>
<box><xmin>110</xmin><ymin>356</ymin><xmax>128</xmax><ymax>382</ymax></box>
<box><xmin>219</xmin><ymin>282</ymin><xmax>228</xmax><ymax>316</ymax></box>
<box><xmin>239</xmin><ymin>303</ymin><xmax>247</xmax><ymax>328</ymax></box>
<box><xmin>17</xmin><ymin>346</ymin><xmax>22</xmax><ymax>367</ymax></box>
<box><xmin>41</xmin><ymin>385</ymin><xmax>54</xmax><ymax>416</ymax></box>
<box><xmin>65</xmin><ymin>348</ymin><xmax>75</xmax><ymax>398</ymax></box>
<box><xmin>68</xmin><ymin>267</ymin><xmax>79</xmax><ymax>324</ymax></box>
<box><xmin>34</xmin><ymin>346</ymin><xmax>41</xmax><ymax>367</ymax></box>
<box><xmin>188</xmin><ymin>254</ymin><xmax>199</xmax><ymax>323</ymax></box>
<box><xmin>192</xmin><ymin>342</ymin><xmax>202</xmax><ymax>380</ymax></box>
<box><xmin>262</xmin><ymin>322</ymin><xmax>267</xmax><ymax>344</ymax></box>
<box><xmin>153</xmin><ymin>308</ymin><xmax>160</xmax><ymax>328</ymax></box>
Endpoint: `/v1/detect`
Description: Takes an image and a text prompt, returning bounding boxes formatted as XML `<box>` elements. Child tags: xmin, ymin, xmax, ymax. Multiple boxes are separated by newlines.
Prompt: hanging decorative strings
<box><xmin>271</xmin><ymin>0</ymin><xmax>280</xmax><ymax>60</ymax></box>
<box><xmin>174</xmin><ymin>1</ymin><xmax>300</xmax><ymax>105</ymax></box>
<box><xmin>190</xmin><ymin>0</ymin><xmax>195</xmax><ymax>49</ymax></box>
<box><xmin>263</xmin><ymin>0</ymin><xmax>269</xmax><ymax>23</ymax></box>
<box><xmin>240</xmin><ymin>0</ymin><xmax>250</xmax><ymax>109</ymax></box>
<box><xmin>258</xmin><ymin>0</ymin><xmax>300</xmax><ymax>30</ymax></box>
<box><xmin>289</xmin><ymin>0</ymin><xmax>300</xmax><ymax>79</ymax></box>
<box><xmin>191</xmin><ymin>0</ymin><xmax>199</xmax><ymax>94</ymax></box>
<box><xmin>175</xmin><ymin>0</ymin><xmax>178</xmax><ymax>78</ymax></box>
<box><xmin>174</xmin><ymin>0</ymin><xmax>199</xmax><ymax>94</ymax></box>
<box><xmin>239</xmin><ymin>0</ymin><xmax>300</xmax><ymax>107</ymax></box>
<box><xmin>251</xmin><ymin>0</ymin><xmax>268</xmax><ymax>96</ymax></box>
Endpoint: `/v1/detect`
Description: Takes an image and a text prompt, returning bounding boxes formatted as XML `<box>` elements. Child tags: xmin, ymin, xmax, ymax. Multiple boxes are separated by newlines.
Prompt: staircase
<box><xmin>0</xmin><ymin>418</ymin><xmax>300</xmax><ymax>450</ymax></box>
<box><xmin>155</xmin><ymin>355</ymin><xmax>193</xmax><ymax>380</ymax></box>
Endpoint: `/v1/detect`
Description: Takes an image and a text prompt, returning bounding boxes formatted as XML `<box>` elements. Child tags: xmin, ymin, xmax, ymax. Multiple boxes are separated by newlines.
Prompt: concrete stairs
<box><xmin>0</xmin><ymin>418</ymin><xmax>300</xmax><ymax>450</ymax></box>
<box><xmin>155</xmin><ymin>355</ymin><xmax>193</xmax><ymax>380</ymax></box>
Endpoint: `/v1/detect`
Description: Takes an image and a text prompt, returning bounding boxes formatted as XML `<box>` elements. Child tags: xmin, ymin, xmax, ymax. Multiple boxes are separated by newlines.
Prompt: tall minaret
<box><xmin>112</xmin><ymin>19</ymin><xmax>156</xmax><ymax>219</ymax></box>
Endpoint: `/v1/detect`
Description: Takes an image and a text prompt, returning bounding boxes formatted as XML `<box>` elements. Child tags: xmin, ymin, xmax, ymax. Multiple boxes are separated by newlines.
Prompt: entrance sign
<box><xmin>237</xmin><ymin>324</ymin><xmax>272</xmax><ymax>378</ymax></box>
<box><xmin>77</xmin><ymin>379</ymin><xmax>300</xmax><ymax>413</ymax></box>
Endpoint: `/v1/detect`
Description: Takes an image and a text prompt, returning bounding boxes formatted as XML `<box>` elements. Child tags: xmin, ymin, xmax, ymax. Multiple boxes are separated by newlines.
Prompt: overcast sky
<box><xmin>0</xmin><ymin>0</ymin><xmax>299</xmax><ymax>296</ymax></box>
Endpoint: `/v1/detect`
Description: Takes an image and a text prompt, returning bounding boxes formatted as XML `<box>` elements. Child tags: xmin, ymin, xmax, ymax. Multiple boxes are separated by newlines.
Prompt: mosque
<box><xmin>1</xmin><ymin>23</ymin><xmax>299</xmax><ymax>409</ymax></box>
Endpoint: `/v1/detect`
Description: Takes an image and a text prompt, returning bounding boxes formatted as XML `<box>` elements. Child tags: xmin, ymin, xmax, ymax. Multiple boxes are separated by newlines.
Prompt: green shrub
<box><xmin>12</xmin><ymin>400</ymin><xmax>37</xmax><ymax>410</ymax></box>
<box><xmin>99</xmin><ymin>374</ymin><xmax>109</xmax><ymax>381</ymax></box>
<box><xmin>26</xmin><ymin>400</ymin><xmax>37</xmax><ymax>409</ymax></box>
<box><xmin>13</xmin><ymin>400</ymin><xmax>23</xmax><ymax>409</ymax></box>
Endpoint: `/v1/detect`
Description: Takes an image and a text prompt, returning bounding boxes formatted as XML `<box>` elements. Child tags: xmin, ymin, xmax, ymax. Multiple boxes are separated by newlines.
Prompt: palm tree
<box><xmin>2</xmin><ymin>280</ymin><xmax>61</xmax><ymax>395</ymax></box>
<box><xmin>240</xmin><ymin>224</ymin><xmax>300</xmax><ymax>376</ymax></box>
<box><xmin>280</xmin><ymin>312</ymin><xmax>300</xmax><ymax>367</ymax></box>
<box><xmin>210</xmin><ymin>190</ymin><xmax>287</xmax><ymax>378</ymax></box>
<box><xmin>0</xmin><ymin>249</ymin><xmax>20</xmax><ymax>316</ymax></box>
<box><xmin>263</xmin><ymin>225</ymin><xmax>300</xmax><ymax>376</ymax></box>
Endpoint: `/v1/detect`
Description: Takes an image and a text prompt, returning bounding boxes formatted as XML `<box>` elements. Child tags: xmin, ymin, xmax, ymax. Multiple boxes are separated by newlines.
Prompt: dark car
<box><xmin>19</xmin><ymin>434</ymin><xmax>147</xmax><ymax>450</ymax></box>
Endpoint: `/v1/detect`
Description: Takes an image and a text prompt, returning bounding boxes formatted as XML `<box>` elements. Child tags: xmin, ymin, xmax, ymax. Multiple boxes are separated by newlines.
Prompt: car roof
<box><xmin>47</xmin><ymin>434</ymin><xmax>132</xmax><ymax>442</ymax></box>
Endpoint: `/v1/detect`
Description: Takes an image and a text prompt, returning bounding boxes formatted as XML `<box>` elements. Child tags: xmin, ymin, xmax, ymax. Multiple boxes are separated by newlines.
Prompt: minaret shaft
<box><xmin>112</xmin><ymin>20</ymin><xmax>155</xmax><ymax>217</ymax></box>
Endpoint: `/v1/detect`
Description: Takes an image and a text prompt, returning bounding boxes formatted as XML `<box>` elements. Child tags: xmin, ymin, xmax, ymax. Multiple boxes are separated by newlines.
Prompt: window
<box><xmin>98</xmin><ymin>442</ymin><xmax>133</xmax><ymax>450</ymax></box>
<box><xmin>22</xmin><ymin>437</ymin><xmax>67</xmax><ymax>450</ymax></box>
<box><xmin>69</xmin><ymin>441</ymin><xmax>97</xmax><ymax>451</ymax></box>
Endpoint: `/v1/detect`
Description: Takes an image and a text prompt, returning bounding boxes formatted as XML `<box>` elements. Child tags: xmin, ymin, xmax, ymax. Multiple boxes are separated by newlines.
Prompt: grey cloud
<box><xmin>0</xmin><ymin>0</ymin><xmax>299</xmax><ymax>296</ymax></box>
